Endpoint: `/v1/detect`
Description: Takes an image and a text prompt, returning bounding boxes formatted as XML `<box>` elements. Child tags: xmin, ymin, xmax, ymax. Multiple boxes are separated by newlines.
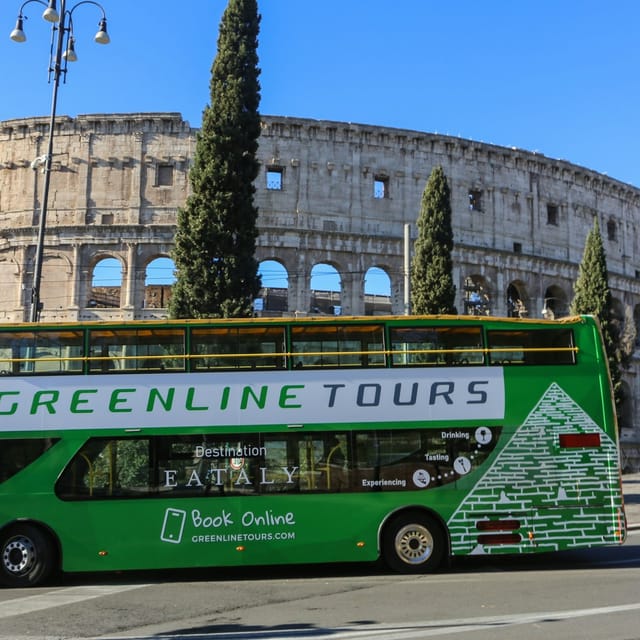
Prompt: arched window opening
<box><xmin>507</xmin><ymin>283</ymin><xmax>528</xmax><ymax>318</ymax></box>
<box><xmin>464</xmin><ymin>275</ymin><xmax>491</xmax><ymax>316</ymax></box>
<box><xmin>89</xmin><ymin>258</ymin><xmax>122</xmax><ymax>308</ymax></box>
<box><xmin>257</xmin><ymin>260</ymin><xmax>289</xmax><ymax>315</ymax></box>
<box><xmin>310</xmin><ymin>263</ymin><xmax>341</xmax><ymax>315</ymax></box>
<box><xmin>542</xmin><ymin>286</ymin><xmax>568</xmax><ymax>319</ymax></box>
<box><xmin>364</xmin><ymin>266</ymin><xmax>391</xmax><ymax>315</ymax></box>
<box><xmin>619</xmin><ymin>381</ymin><xmax>633</xmax><ymax>437</ymax></box>
<box><xmin>144</xmin><ymin>257</ymin><xmax>176</xmax><ymax>309</ymax></box>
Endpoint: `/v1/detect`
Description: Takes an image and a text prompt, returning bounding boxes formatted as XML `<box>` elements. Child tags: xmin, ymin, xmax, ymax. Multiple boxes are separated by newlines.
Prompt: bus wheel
<box><xmin>383</xmin><ymin>512</ymin><xmax>445</xmax><ymax>573</ymax></box>
<box><xmin>0</xmin><ymin>524</ymin><xmax>55</xmax><ymax>588</ymax></box>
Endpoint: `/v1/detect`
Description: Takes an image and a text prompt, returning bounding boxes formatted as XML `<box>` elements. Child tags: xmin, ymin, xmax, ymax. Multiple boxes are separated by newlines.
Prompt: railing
<box><xmin>0</xmin><ymin>344</ymin><xmax>579</xmax><ymax>375</ymax></box>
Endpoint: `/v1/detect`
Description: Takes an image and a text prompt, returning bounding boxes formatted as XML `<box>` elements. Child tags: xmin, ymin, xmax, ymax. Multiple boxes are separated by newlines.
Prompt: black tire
<box><xmin>0</xmin><ymin>524</ymin><xmax>56</xmax><ymax>588</ymax></box>
<box><xmin>382</xmin><ymin>512</ymin><xmax>446</xmax><ymax>574</ymax></box>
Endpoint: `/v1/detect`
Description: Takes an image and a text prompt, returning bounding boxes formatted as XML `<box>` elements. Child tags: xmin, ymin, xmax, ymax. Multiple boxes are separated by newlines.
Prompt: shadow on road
<box><xmin>51</xmin><ymin>534</ymin><xmax>640</xmax><ymax>590</ymax></box>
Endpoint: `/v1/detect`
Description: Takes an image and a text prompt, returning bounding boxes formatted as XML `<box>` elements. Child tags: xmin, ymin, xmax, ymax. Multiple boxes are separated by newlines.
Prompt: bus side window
<box><xmin>294</xmin><ymin>433</ymin><xmax>349</xmax><ymax>492</ymax></box>
<box><xmin>486</xmin><ymin>329</ymin><xmax>576</xmax><ymax>365</ymax></box>
<box><xmin>353</xmin><ymin>430</ymin><xmax>422</xmax><ymax>490</ymax></box>
<box><xmin>154</xmin><ymin>434</ymin><xmax>276</xmax><ymax>497</ymax></box>
<box><xmin>318</xmin><ymin>435</ymin><xmax>348</xmax><ymax>491</ymax></box>
<box><xmin>191</xmin><ymin>326</ymin><xmax>286</xmax><ymax>371</ymax></box>
<box><xmin>0</xmin><ymin>330</ymin><xmax>83</xmax><ymax>375</ymax></box>
<box><xmin>290</xmin><ymin>324</ymin><xmax>384</xmax><ymax>368</ymax></box>
<box><xmin>55</xmin><ymin>438</ymin><xmax>152</xmax><ymax>499</ymax></box>
<box><xmin>0</xmin><ymin>333</ymin><xmax>28</xmax><ymax>375</ymax></box>
<box><xmin>0</xmin><ymin>438</ymin><xmax>60</xmax><ymax>483</ymax></box>
<box><xmin>89</xmin><ymin>328</ymin><xmax>185</xmax><ymax>373</ymax></box>
<box><xmin>389</xmin><ymin>326</ymin><xmax>484</xmax><ymax>366</ymax></box>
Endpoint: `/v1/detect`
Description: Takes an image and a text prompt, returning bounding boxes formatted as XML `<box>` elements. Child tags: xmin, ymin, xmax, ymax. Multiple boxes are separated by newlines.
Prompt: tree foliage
<box><xmin>411</xmin><ymin>166</ymin><xmax>457</xmax><ymax>314</ymax></box>
<box><xmin>169</xmin><ymin>0</ymin><xmax>262</xmax><ymax>318</ymax></box>
<box><xmin>570</xmin><ymin>217</ymin><xmax>624</xmax><ymax>417</ymax></box>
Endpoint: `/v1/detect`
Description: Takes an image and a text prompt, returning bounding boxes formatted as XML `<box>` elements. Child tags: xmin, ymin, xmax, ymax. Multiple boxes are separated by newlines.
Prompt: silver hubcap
<box><xmin>394</xmin><ymin>524</ymin><xmax>433</xmax><ymax>565</ymax></box>
<box><xmin>2</xmin><ymin>535</ymin><xmax>35</xmax><ymax>576</ymax></box>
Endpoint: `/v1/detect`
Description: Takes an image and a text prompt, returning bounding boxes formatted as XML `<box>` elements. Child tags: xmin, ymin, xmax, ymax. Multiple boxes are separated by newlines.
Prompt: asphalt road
<box><xmin>1</xmin><ymin>533</ymin><xmax>639</xmax><ymax>640</ymax></box>
<box><xmin>0</xmin><ymin>474</ymin><xmax>638</xmax><ymax>640</ymax></box>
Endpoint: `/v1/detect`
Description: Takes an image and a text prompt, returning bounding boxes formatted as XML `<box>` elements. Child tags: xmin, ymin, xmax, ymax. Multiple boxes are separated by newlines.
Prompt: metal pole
<box><xmin>403</xmin><ymin>223</ymin><xmax>410</xmax><ymax>315</ymax></box>
<box><xmin>30</xmin><ymin>0</ymin><xmax>66</xmax><ymax>322</ymax></box>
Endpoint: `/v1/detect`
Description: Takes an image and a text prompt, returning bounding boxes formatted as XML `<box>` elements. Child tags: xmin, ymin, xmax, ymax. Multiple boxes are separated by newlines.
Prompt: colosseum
<box><xmin>0</xmin><ymin>112</ymin><xmax>639</xmax><ymax>465</ymax></box>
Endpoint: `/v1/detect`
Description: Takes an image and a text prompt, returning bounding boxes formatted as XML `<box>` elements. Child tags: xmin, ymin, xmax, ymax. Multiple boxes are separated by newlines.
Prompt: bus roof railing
<box><xmin>0</xmin><ymin>345</ymin><xmax>580</xmax><ymax>367</ymax></box>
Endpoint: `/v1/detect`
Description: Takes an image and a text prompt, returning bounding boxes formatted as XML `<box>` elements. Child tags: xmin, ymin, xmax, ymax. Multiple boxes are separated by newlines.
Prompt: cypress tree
<box><xmin>570</xmin><ymin>217</ymin><xmax>622</xmax><ymax>416</ymax></box>
<box><xmin>169</xmin><ymin>0</ymin><xmax>262</xmax><ymax>318</ymax></box>
<box><xmin>411</xmin><ymin>166</ymin><xmax>457</xmax><ymax>314</ymax></box>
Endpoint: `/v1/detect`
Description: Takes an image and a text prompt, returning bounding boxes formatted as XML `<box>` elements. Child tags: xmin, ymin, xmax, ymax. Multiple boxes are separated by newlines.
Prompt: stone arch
<box><xmin>609</xmin><ymin>299</ymin><xmax>633</xmax><ymax>366</ymax></box>
<box><xmin>0</xmin><ymin>257</ymin><xmax>22</xmax><ymax>320</ymax></box>
<box><xmin>258</xmin><ymin>259</ymin><xmax>289</xmax><ymax>315</ymax></box>
<box><xmin>611</xmin><ymin>297</ymin><xmax>624</xmax><ymax>322</ymax></box>
<box><xmin>89</xmin><ymin>256</ymin><xmax>123</xmax><ymax>308</ymax></box>
<box><xmin>310</xmin><ymin>262</ymin><xmax>342</xmax><ymax>315</ymax></box>
<box><xmin>611</xmin><ymin>297</ymin><xmax>625</xmax><ymax>323</ymax></box>
<box><xmin>463</xmin><ymin>274</ymin><xmax>492</xmax><ymax>316</ymax></box>
<box><xmin>542</xmin><ymin>285</ymin><xmax>569</xmax><ymax>319</ymax></box>
<box><xmin>364</xmin><ymin>265</ymin><xmax>392</xmax><ymax>316</ymax></box>
<box><xmin>619</xmin><ymin>379</ymin><xmax>633</xmax><ymax>435</ymax></box>
<box><xmin>144</xmin><ymin>256</ymin><xmax>175</xmax><ymax>309</ymax></box>
<box><xmin>506</xmin><ymin>280</ymin><xmax>529</xmax><ymax>318</ymax></box>
<box><xmin>41</xmin><ymin>253</ymin><xmax>74</xmax><ymax>313</ymax></box>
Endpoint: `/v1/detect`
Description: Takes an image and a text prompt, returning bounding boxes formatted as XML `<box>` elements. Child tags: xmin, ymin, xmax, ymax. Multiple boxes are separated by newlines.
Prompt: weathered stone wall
<box><xmin>0</xmin><ymin>112</ymin><xmax>639</xmax><ymax>462</ymax></box>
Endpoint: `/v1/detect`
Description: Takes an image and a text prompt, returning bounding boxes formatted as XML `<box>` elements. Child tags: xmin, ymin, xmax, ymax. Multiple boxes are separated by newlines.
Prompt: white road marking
<box><xmin>335</xmin><ymin>602</ymin><xmax>640</xmax><ymax>639</ymax></box>
<box><xmin>92</xmin><ymin>601</ymin><xmax>640</xmax><ymax>640</ymax></box>
<box><xmin>0</xmin><ymin>583</ymin><xmax>148</xmax><ymax>620</ymax></box>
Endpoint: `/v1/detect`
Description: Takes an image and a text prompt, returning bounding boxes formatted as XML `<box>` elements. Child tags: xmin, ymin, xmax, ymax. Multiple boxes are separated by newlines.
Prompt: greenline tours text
<box><xmin>0</xmin><ymin>379</ymin><xmax>492</xmax><ymax>416</ymax></box>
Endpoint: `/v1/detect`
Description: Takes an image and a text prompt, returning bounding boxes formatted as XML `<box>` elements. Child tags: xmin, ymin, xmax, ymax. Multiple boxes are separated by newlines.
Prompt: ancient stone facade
<box><xmin>0</xmin><ymin>112</ymin><xmax>639</xmax><ymax>462</ymax></box>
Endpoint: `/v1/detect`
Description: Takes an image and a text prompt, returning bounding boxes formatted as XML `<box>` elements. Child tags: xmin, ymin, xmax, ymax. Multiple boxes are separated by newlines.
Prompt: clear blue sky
<box><xmin>2</xmin><ymin>0</ymin><xmax>640</xmax><ymax>188</ymax></box>
<box><xmin>2</xmin><ymin>0</ymin><xmax>640</xmax><ymax>295</ymax></box>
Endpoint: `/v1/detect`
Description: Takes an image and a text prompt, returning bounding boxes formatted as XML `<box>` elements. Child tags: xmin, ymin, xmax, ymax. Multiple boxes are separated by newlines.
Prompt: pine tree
<box><xmin>169</xmin><ymin>0</ymin><xmax>262</xmax><ymax>318</ymax></box>
<box><xmin>570</xmin><ymin>217</ymin><xmax>622</xmax><ymax>416</ymax></box>
<box><xmin>411</xmin><ymin>166</ymin><xmax>457</xmax><ymax>314</ymax></box>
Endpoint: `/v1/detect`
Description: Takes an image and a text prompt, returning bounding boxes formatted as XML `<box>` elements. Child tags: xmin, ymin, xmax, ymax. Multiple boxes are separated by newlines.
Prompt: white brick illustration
<box><xmin>448</xmin><ymin>383</ymin><xmax>625</xmax><ymax>555</ymax></box>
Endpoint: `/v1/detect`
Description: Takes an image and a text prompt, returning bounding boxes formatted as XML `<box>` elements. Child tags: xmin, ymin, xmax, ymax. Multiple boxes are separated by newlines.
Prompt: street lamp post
<box><xmin>10</xmin><ymin>0</ymin><xmax>110</xmax><ymax>322</ymax></box>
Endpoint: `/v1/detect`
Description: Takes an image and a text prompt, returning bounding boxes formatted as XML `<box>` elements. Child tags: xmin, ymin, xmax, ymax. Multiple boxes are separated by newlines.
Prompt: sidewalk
<box><xmin>623</xmin><ymin>472</ymin><xmax>640</xmax><ymax>530</ymax></box>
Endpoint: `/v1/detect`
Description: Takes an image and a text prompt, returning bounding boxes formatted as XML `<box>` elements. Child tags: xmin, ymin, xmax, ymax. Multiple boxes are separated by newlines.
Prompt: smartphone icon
<box><xmin>161</xmin><ymin>508</ymin><xmax>186</xmax><ymax>544</ymax></box>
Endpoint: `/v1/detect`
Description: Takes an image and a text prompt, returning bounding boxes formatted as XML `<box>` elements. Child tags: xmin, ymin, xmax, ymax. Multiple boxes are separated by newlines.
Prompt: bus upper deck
<box><xmin>0</xmin><ymin>314</ymin><xmax>583</xmax><ymax>375</ymax></box>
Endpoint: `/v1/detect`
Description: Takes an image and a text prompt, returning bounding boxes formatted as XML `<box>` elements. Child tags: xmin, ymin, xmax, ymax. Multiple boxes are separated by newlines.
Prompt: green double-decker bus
<box><xmin>0</xmin><ymin>314</ymin><xmax>626</xmax><ymax>587</ymax></box>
